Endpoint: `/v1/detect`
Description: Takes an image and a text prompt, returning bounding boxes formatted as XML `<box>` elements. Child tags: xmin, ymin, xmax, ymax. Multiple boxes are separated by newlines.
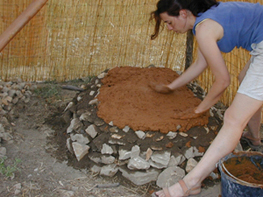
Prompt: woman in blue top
<box><xmin>150</xmin><ymin>0</ymin><xmax>263</xmax><ymax>196</ymax></box>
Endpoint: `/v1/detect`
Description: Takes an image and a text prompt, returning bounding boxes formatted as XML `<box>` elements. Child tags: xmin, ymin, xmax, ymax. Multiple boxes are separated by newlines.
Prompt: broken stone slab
<box><xmin>101</xmin><ymin>143</ymin><xmax>114</xmax><ymax>154</ymax></box>
<box><xmin>100</xmin><ymin>164</ymin><xmax>118</xmax><ymax>177</ymax></box>
<box><xmin>67</xmin><ymin>118</ymin><xmax>82</xmax><ymax>134</ymax></box>
<box><xmin>151</xmin><ymin>151</ymin><xmax>171</xmax><ymax>167</ymax></box>
<box><xmin>149</xmin><ymin>159</ymin><xmax>169</xmax><ymax>169</ymax></box>
<box><xmin>101</xmin><ymin>155</ymin><xmax>115</xmax><ymax>165</ymax></box>
<box><xmin>90</xmin><ymin>165</ymin><xmax>101</xmax><ymax>175</ymax></box>
<box><xmin>119</xmin><ymin>167</ymin><xmax>160</xmax><ymax>186</ymax></box>
<box><xmin>85</xmin><ymin>124</ymin><xmax>99</xmax><ymax>138</ymax></box>
<box><xmin>118</xmin><ymin>148</ymin><xmax>131</xmax><ymax>160</ymax></box>
<box><xmin>122</xmin><ymin>126</ymin><xmax>130</xmax><ymax>133</ymax></box>
<box><xmin>72</xmin><ymin>142</ymin><xmax>90</xmax><ymax>161</ymax></box>
<box><xmin>70</xmin><ymin>134</ymin><xmax>90</xmax><ymax>145</ymax></box>
<box><xmin>127</xmin><ymin>156</ymin><xmax>150</xmax><ymax>170</ymax></box>
<box><xmin>156</xmin><ymin>166</ymin><xmax>185</xmax><ymax>188</ymax></box>
<box><xmin>183</xmin><ymin>146</ymin><xmax>204</xmax><ymax>159</ymax></box>
<box><xmin>89</xmin><ymin>98</ymin><xmax>98</xmax><ymax>105</ymax></box>
<box><xmin>79</xmin><ymin>111</ymin><xmax>91</xmax><ymax>120</ymax></box>
<box><xmin>135</xmin><ymin>130</ymin><xmax>146</xmax><ymax>139</ymax></box>
<box><xmin>130</xmin><ymin>145</ymin><xmax>140</xmax><ymax>158</ymax></box>
<box><xmin>88</xmin><ymin>154</ymin><xmax>102</xmax><ymax>164</ymax></box>
<box><xmin>166</xmin><ymin>131</ymin><xmax>177</xmax><ymax>139</ymax></box>
<box><xmin>186</xmin><ymin>158</ymin><xmax>198</xmax><ymax>173</ymax></box>
<box><xmin>168</xmin><ymin>154</ymin><xmax>186</xmax><ymax>167</ymax></box>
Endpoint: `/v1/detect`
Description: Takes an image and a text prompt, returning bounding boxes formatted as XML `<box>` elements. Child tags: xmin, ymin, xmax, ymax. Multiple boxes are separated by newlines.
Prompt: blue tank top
<box><xmin>192</xmin><ymin>2</ymin><xmax>263</xmax><ymax>52</ymax></box>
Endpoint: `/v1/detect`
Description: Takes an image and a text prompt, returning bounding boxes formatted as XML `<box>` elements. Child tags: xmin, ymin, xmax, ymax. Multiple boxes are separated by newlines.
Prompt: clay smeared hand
<box><xmin>174</xmin><ymin>107</ymin><xmax>208</xmax><ymax>120</ymax></box>
<box><xmin>148</xmin><ymin>82</ymin><xmax>173</xmax><ymax>94</ymax></box>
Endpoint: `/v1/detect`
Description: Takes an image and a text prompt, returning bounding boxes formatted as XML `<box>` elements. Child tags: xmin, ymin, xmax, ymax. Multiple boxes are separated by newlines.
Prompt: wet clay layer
<box><xmin>97</xmin><ymin>66</ymin><xmax>209</xmax><ymax>133</ymax></box>
<box><xmin>224</xmin><ymin>156</ymin><xmax>263</xmax><ymax>185</ymax></box>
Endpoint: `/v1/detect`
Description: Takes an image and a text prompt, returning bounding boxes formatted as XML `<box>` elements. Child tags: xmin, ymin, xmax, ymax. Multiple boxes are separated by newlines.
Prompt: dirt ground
<box><xmin>0</xmin><ymin>76</ymin><xmax>262</xmax><ymax>197</ymax></box>
<box><xmin>0</xmin><ymin>81</ymin><xmax>153</xmax><ymax>197</ymax></box>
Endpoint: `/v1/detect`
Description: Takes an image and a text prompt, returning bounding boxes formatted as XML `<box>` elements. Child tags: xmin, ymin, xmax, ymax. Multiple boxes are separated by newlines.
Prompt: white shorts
<box><xmin>237</xmin><ymin>40</ymin><xmax>263</xmax><ymax>101</ymax></box>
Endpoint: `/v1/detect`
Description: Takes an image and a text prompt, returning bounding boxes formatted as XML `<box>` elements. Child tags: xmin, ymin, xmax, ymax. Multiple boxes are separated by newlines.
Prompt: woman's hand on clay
<box><xmin>174</xmin><ymin>107</ymin><xmax>208</xmax><ymax>120</ymax></box>
<box><xmin>148</xmin><ymin>81</ymin><xmax>173</xmax><ymax>94</ymax></box>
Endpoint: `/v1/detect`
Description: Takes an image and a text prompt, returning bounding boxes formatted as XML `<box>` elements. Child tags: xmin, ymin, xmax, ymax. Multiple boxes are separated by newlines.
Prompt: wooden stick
<box><xmin>0</xmin><ymin>0</ymin><xmax>48</xmax><ymax>52</ymax></box>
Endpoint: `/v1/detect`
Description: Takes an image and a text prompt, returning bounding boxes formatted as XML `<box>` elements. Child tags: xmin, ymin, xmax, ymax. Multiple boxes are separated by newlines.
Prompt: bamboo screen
<box><xmin>0</xmin><ymin>0</ymin><xmax>186</xmax><ymax>82</ymax></box>
<box><xmin>0</xmin><ymin>0</ymin><xmax>263</xmax><ymax>112</ymax></box>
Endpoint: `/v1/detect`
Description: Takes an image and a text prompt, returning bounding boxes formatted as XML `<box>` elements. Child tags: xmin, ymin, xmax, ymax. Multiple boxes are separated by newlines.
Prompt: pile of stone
<box><xmin>0</xmin><ymin>79</ymin><xmax>36</xmax><ymax>159</ymax></box>
<box><xmin>63</xmin><ymin>70</ymin><xmax>231</xmax><ymax>188</ymax></box>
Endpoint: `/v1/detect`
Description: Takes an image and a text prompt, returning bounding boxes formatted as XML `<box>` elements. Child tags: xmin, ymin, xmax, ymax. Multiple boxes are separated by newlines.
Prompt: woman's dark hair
<box><xmin>150</xmin><ymin>0</ymin><xmax>218</xmax><ymax>39</ymax></box>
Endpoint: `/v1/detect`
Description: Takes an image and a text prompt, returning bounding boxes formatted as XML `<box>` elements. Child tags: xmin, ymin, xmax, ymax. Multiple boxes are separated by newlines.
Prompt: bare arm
<box><xmin>194</xmin><ymin>19</ymin><xmax>230</xmax><ymax>113</ymax></box>
<box><xmin>167</xmin><ymin>48</ymin><xmax>208</xmax><ymax>90</ymax></box>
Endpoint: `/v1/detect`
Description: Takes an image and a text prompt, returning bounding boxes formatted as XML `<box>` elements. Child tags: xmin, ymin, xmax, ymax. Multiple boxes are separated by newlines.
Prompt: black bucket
<box><xmin>218</xmin><ymin>151</ymin><xmax>263</xmax><ymax>197</ymax></box>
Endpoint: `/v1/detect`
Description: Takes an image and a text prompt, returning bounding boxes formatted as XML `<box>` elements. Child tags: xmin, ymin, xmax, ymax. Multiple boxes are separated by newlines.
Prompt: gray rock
<box><xmin>70</xmin><ymin>134</ymin><xmax>90</xmax><ymax>145</ymax></box>
<box><xmin>131</xmin><ymin>145</ymin><xmax>140</xmax><ymax>158</ymax></box>
<box><xmin>67</xmin><ymin>118</ymin><xmax>82</xmax><ymax>134</ymax></box>
<box><xmin>135</xmin><ymin>130</ymin><xmax>146</xmax><ymax>139</ymax></box>
<box><xmin>151</xmin><ymin>151</ymin><xmax>171</xmax><ymax>167</ymax></box>
<box><xmin>127</xmin><ymin>156</ymin><xmax>150</xmax><ymax>170</ymax></box>
<box><xmin>80</xmin><ymin>111</ymin><xmax>94</xmax><ymax>123</ymax></box>
<box><xmin>101</xmin><ymin>143</ymin><xmax>114</xmax><ymax>154</ymax></box>
<box><xmin>119</xmin><ymin>167</ymin><xmax>160</xmax><ymax>186</ymax></box>
<box><xmin>118</xmin><ymin>148</ymin><xmax>131</xmax><ymax>160</ymax></box>
<box><xmin>168</xmin><ymin>154</ymin><xmax>186</xmax><ymax>167</ymax></box>
<box><xmin>72</xmin><ymin>142</ymin><xmax>90</xmax><ymax>161</ymax></box>
<box><xmin>122</xmin><ymin>126</ymin><xmax>130</xmax><ymax>133</ymax></box>
<box><xmin>100</xmin><ymin>164</ymin><xmax>118</xmax><ymax>177</ymax></box>
<box><xmin>90</xmin><ymin>165</ymin><xmax>101</xmax><ymax>174</ymax></box>
<box><xmin>85</xmin><ymin>125</ymin><xmax>99</xmax><ymax>138</ymax></box>
<box><xmin>156</xmin><ymin>166</ymin><xmax>185</xmax><ymax>188</ymax></box>
<box><xmin>101</xmin><ymin>155</ymin><xmax>115</xmax><ymax>165</ymax></box>
<box><xmin>186</xmin><ymin>158</ymin><xmax>198</xmax><ymax>173</ymax></box>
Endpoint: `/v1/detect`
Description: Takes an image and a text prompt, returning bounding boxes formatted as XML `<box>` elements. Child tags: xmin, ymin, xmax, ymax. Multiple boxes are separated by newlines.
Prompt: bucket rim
<box><xmin>219</xmin><ymin>151</ymin><xmax>263</xmax><ymax>188</ymax></box>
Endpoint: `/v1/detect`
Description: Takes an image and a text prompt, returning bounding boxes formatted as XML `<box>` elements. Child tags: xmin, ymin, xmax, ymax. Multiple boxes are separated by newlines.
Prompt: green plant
<box><xmin>0</xmin><ymin>156</ymin><xmax>21</xmax><ymax>178</ymax></box>
<box><xmin>34</xmin><ymin>84</ymin><xmax>61</xmax><ymax>100</ymax></box>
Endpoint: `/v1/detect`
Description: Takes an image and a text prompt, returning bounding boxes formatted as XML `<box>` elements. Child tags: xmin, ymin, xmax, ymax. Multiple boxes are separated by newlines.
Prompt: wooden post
<box><xmin>185</xmin><ymin>30</ymin><xmax>194</xmax><ymax>70</ymax></box>
<box><xmin>0</xmin><ymin>0</ymin><xmax>48</xmax><ymax>52</ymax></box>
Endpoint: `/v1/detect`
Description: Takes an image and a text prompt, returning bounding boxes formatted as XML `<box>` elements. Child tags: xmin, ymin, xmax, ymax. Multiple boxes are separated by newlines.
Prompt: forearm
<box><xmin>195</xmin><ymin>80</ymin><xmax>229</xmax><ymax>113</ymax></box>
<box><xmin>167</xmin><ymin>61</ymin><xmax>207</xmax><ymax>90</ymax></box>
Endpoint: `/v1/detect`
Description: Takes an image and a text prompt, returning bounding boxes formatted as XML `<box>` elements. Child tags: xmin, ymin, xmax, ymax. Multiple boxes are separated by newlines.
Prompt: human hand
<box><xmin>174</xmin><ymin>107</ymin><xmax>208</xmax><ymax>120</ymax></box>
<box><xmin>148</xmin><ymin>81</ymin><xmax>173</xmax><ymax>94</ymax></box>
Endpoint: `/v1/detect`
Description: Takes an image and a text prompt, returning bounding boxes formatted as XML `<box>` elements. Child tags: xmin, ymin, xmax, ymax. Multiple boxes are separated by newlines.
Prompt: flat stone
<box><xmin>70</xmin><ymin>134</ymin><xmax>90</xmax><ymax>145</ymax></box>
<box><xmin>186</xmin><ymin>158</ymin><xmax>198</xmax><ymax>173</ymax></box>
<box><xmin>119</xmin><ymin>148</ymin><xmax>131</xmax><ymax>160</ymax></box>
<box><xmin>72</xmin><ymin>142</ymin><xmax>90</xmax><ymax>161</ymax></box>
<box><xmin>127</xmin><ymin>156</ymin><xmax>150</xmax><ymax>170</ymax></box>
<box><xmin>156</xmin><ymin>166</ymin><xmax>185</xmax><ymax>188</ymax></box>
<box><xmin>131</xmin><ymin>145</ymin><xmax>140</xmax><ymax>158</ymax></box>
<box><xmin>135</xmin><ymin>130</ymin><xmax>146</xmax><ymax>139</ymax></box>
<box><xmin>67</xmin><ymin>118</ymin><xmax>82</xmax><ymax>134</ymax></box>
<box><xmin>101</xmin><ymin>155</ymin><xmax>115</xmax><ymax>165</ymax></box>
<box><xmin>168</xmin><ymin>154</ymin><xmax>186</xmax><ymax>167</ymax></box>
<box><xmin>151</xmin><ymin>151</ymin><xmax>171</xmax><ymax>167</ymax></box>
<box><xmin>100</xmin><ymin>164</ymin><xmax>118</xmax><ymax>177</ymax></box>
<box><xmin>79</xmin><ymin>111</ymin><xmax>92</xmax><ymax>122</ymax></box>
<box><xmin>122</xmin><ymin>126</ymin><xmax>130</xmax><ymax>133</ymax></box>
<box><xmin>101</xmin><ymin>143</ymin><xmax>114</xmax><ymax>154</ymax></box>
<box><xmin>119</xmin><ymin>167</ymin><xmax>160</xmax><ymax>186</ymax></box>
<box><xmin>85</xmin><ymin>125</ymin><xmax>99</xmax><ymax>138</ymax></box>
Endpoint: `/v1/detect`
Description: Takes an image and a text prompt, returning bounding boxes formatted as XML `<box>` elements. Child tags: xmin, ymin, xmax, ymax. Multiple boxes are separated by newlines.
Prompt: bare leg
<box><xmin>238</xmin><ymin>60</ymin><xmax>262</xmax><ymax>145</ymax></box>
<box><xmin>155</xmin><ymin>93</ymin><xmax>263</xmax><ymax>197</ymax></box>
